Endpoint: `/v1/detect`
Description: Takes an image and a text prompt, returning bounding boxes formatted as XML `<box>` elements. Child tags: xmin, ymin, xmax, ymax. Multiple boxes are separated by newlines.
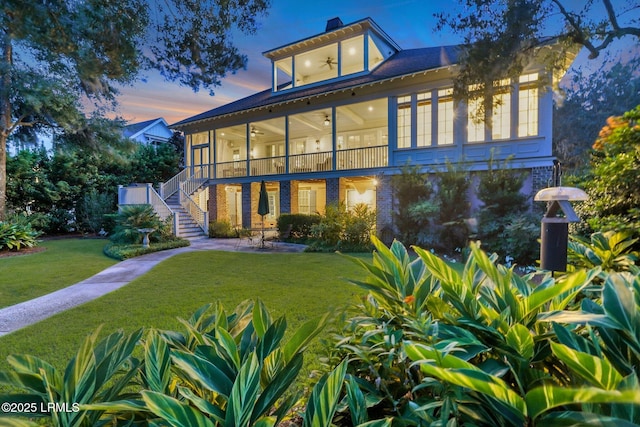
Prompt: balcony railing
<box><xmin>250</xmin><ymin>156</ymin><xmax>286</xmax><ymax>176</ymax></box>
<box><xmin>336</xmin><ymin>145</ymin><xmax>387</xmax><ymax>170</ymax></box>
<box><xmin>213</xmin><ymin>145</ymin><xmax>388</xmax><ymax>178</ymax></box>
<box><xmin>288</xmin><ymin>151</ymin><xmax>332</xmax><ymax>174</ymax></box>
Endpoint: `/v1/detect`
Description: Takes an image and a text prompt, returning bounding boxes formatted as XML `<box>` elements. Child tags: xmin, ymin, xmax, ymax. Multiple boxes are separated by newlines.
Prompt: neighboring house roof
<box><xmin>124</xmin><ymin>118</ymin><xmax>173</xmax><ymax>143</ymax></box>
<box><xmin>172</xmin><ymin>45</ymin><xmax>461</xmax><ymax>128</ymax></box>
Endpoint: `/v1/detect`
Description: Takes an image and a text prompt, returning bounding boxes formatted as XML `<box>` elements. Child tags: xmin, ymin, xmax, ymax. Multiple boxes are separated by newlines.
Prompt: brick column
<box><xmin>207</xmin><ymin>185</ymin><xmax>218</xmax><ymax>224</ymax></box>
<box><xmin>280</xmin><ymin>180</ymin><xmax>291</xmax><ymax>214</ymax></box>
<box><xmin>290</xmin><ymin>181</ymin><xmax>299</xmax><ymax>214</ymax></box>
<box><xmin>326</xmin><ymin>177</ymin><xmax>340</xmax><ymax>205</ymax></box>
<box><xmin>376</xmin><ymin>174</ymin><xmax>394</xmax><ymax>242</ymax></box>
<box><xmin>241</xmin><ymin>182</ymin><xmax>252</xmax><ymax>228</ymax></box>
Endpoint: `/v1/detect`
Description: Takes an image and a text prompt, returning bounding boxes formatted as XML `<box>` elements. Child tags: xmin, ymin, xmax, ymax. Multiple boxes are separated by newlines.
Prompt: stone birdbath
<box><xmin>137</xmin><ymin>228</ymin><xmax>156</xmax><ymax>248</ymax></box>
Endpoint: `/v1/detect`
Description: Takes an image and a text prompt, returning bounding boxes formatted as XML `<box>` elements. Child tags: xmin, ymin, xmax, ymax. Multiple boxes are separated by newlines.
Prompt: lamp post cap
<box><xmin>534</xmin><ymin>186</ymin><xmax>588</xmax><ymax>202</ymax></box>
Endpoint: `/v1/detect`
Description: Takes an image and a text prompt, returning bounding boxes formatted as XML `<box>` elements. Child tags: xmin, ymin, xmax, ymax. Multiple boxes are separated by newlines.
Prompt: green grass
<box><xmin>0</xmin><ymin>251</ymin><xmax>369</xmax><ymax>373</ymax></box>
<box><xmin>0</xmin><ymin>238</ymin><xmax>118</xmax><ymax>309</ymax></box>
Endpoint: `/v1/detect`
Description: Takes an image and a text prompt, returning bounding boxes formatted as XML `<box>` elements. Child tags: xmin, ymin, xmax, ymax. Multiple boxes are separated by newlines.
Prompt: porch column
<box><xmin>376</xmin><ymin>174</ymin><xmax>394</xmax><ymax>241</ymax></box>
<box><xmin>241</xmin><ymin>182</ymin><xmax>252</xmax><ymax>228</ymax></box>
<box><xmin>326</xmin><ymin>177</ymin><xmax>340</xmax><ymax>205</ymax></box>
<box><xmin>280</xmin><ymin>180</ymin><xmax>291</xmax><ymax>214</ymax></box>
<box><xmin>207</xmin><ymin>185</ymin><xmax>218</xmax><ymax>223</ymax></box>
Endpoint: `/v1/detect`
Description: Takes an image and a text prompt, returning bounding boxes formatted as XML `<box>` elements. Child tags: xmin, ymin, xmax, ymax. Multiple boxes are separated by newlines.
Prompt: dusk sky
<box><xmin>111</xmin><ymin>0</ymin><xmax>636</xmax><ymax>126</ymax></box>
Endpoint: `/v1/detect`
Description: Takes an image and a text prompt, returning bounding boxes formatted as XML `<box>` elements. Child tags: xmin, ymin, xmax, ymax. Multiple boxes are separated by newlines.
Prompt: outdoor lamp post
<box><xmin>534</xmin><ymin>185</ymin><xmax>588</xmax><ymax>272</ymax></box>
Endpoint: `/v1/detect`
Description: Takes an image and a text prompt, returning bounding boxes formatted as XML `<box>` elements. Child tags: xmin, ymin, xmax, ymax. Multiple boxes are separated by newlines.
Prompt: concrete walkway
<box><xmin>0</xmin><ymin>237</ymin><xmax>306</xmax><ymax>337</ymax></box>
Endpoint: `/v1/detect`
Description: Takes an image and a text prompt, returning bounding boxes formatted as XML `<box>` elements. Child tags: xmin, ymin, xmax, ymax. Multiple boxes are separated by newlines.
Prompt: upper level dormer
<box><xmin>263</xmin><ymin>17</ymin><xmax>401</xmax><ymax>93</ymax></box>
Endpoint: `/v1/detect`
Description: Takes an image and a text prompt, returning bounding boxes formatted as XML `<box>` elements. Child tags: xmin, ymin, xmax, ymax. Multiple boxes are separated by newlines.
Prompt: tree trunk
<box><xmin>0</xmin><ymin>32</ymin><xmax>12</xmax><ymax>221</ymax></box>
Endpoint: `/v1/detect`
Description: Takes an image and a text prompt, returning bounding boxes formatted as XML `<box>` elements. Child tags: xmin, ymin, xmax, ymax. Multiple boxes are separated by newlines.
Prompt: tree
<box><xmin>554</xmin><ymin>56</ymin><xmax>640</xmax><ymax>171</ymax></box>
<box><xmin>574</xmin><ymin>105</ymin><xmax>640</xmax><ymax>248</ymax></box>
<box><xmin>0</xmin><ymin>0</ymin><xmax>270</xmax><ymax>220</ymax></box>
<box><xmin>437</xmin><ymin>1</ymin><xmax>640</xmax><ymax>100</ymax></box>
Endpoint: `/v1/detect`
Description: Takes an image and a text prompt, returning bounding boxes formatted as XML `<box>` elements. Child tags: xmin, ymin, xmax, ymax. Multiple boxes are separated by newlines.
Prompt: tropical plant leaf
<box><xmin>303</xmin><ymin>360</ymin><xmax>348</xmax><ymax>427</ymax></box>
<box><xmin>506</xmin><ymin>324</ymin><xmax>534</xmax><ymax>361</ymax></box>
<box><xmin>602</xmin><ymin>274</ymin><xmax>636</xmax><ymax>330</ymax></box>
<box><xmin>141</xmin><ymin>390</ymin><xmax>216</xmax><ymax>427</ymax></box>
<box><xmin>177</xmin><ymin>386</ymin><xmax>226</xmax><ymax>423</ymax></box>
<box><xmin>171</xmin><ymin>350</ymin><xmax>234</xmax><ymax>397</ymax></box>
<box><xmin>252</xmin><ymin>299</ymin><xmax>272</xmax><ymax>338</ymax></box>
<box><xmin>144</xmin><ymin>330</ymin><xmax>171</xmax><ymax>393</ymax></box>
<box><xmin>345</xmin><ymin>376</ymin><xmax>368</xmax><ymax>426</ymax></box>
<box><xmin>550</xmin><ymin>342</ymin><xmax>623</xmax><ymax>390</ymax></box>
<box><xmin>540</xmin><ymin>410</ymin><xmax>640</xmax><ymax>427</ymax></box>
<box><xmin>282</xmin><ymin>313</ymin><xmax>328</xmax><ymax>363</ymax></box>
<box><xmin>252</xmin><ymin>352</ymin><xmax>303</xmax><ymax>424</ymax></box>
<box><xmin>225</xmin><ymin>353</ymin><xmax>261</xmax><ymax>427</ymax></box>
<box><xmin>526</xmin><ymin>385</ymin><xmax>640</xmax><ymax>421</ymax></box>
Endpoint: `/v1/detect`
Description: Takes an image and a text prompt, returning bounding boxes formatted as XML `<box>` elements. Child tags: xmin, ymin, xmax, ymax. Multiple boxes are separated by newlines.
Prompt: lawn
<box><xmin>0</xmin><ymin>250</ymin><xmax>369</xmax><ymax>374</ymax></box>
<box><xmin>0</xmin><ymin>238</ymin><xmax>118</xmax><ymax>309</ymax></box>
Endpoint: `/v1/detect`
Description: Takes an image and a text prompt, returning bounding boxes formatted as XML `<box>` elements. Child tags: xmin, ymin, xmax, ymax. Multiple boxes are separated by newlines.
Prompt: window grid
<box><xmin>491</xmin><ymin>91</ymin><xmax>511</xmax><ymax>140</ymax></box>
<box><xmin>397</xmin><ymin>95</ymin><xmax>412</xmax><ymax>148</ymax></box>
<box><xmin>518</xmin><ymin>74</ymin><xmax>539</xmax><ymax>137</ymax></box>
<box><xmin>467</xmin><ymin>96</ymin><xmax>484</xmax><ymax>142</ymax></box>
<box><xmin>417</xmin><ymin>93</ymin><xmax>432</xmax><ymax>146</ymax></box>
<box><xmin>437</xmin><ymin>89</ymin><xmax>454</xmax><ymax>145</ymax></box>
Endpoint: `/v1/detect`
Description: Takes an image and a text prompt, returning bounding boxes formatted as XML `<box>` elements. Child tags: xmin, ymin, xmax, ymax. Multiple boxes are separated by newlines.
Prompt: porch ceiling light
<box><xmin>324</xmin><ymin>115</ymin><xmax>330</xmax><ymax>126</ymax></box>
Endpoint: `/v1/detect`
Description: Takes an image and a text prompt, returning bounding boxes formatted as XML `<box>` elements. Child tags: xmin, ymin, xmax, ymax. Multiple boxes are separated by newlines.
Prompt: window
<box><xmin>518</xmin><ymin>73</ymin><xmax>539</xmax><ymax>137</ymax></box>
<box><xmin>341</xmin><ymin>36</ymin><xmax>364</xmax><ymax>76</ymax></box>
<box><xmin>467</xmin><ymin>96</ymin><xmax>485</xmax><ymax>142</ymax></box>
<box><xmin>437</xmin><ymin>89</ymin><xmax>454</xmax><ymax>145</ymax></box>
<box><xmin>397</xmin><ymin>95</ymin><xmax>412</xmax><ymax>148</ymax></box>
<box><xmin>298</xmin><ymin>189</ymin><xmax>316</xmax><ymax>214</ymax></box>
<box><xmin>417</xmin><ymin>93</ymin><xmax>432</xmax><ymax>146</ymax></box>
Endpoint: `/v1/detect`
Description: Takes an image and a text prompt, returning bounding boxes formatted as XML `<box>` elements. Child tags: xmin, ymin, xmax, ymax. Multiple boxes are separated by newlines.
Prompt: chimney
<box><xmin>325</xmin><ymin>17</ymin><xmax>344</xmax><ymax>32</ymax></box>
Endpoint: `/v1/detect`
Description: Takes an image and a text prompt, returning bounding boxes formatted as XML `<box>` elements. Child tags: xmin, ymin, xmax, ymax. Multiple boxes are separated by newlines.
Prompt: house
<box><xmin>123</xmin><ymin>118</ymin><xmax>173</xmax><ymax>146</ymax></box>
<box><xmin>121</xmin><ymin>17</ymin><xmax>575</xmax><ymax>238</ymax></box>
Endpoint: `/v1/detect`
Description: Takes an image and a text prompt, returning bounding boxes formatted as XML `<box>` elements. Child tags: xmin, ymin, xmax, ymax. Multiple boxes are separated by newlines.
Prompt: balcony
<box><xmin>212</xmin><ymin>145</ymin><xmax>387</xmax><ymax>179</ymax></box>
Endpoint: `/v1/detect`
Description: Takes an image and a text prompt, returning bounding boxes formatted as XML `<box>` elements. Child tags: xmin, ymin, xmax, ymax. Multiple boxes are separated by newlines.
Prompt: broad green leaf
<box><xmin>419</xmin><ymin>364</ymin><xmax>526</xmax><ymax>421</ymax></box>
<box><xmin>171</xmin><ymin>350</ymin><xmax>233</xmax><ymax>397</ymax></box>
<box><xmin>215</xmin><ymin>327</ymin><xmax>241</xmax><ymax>370</ymax></box>
<box><xmin>63</xmin><ymin>328</ymin><xmax>97</xmax><ymax>405</ymax></box>
<box><xmin>538</xmin><ymin>311</ymin><xmax>619</xmax><ymax>329</ymax></box>
<box><xmin>526</xmin><ymin>385</ymin><xmax>640</xmax><ymax>421</ymax></box>
<box><xmin>282</xmin><ymin>313</ymin><xmax>328</xmax><ymax>363</ymax></box>
<box><xmin>252</xmin><ymin>299</ymin><xmax>272</xmax><ymax>338</ymax></box>
<box><xmin>303</xmin><ymin>360</ymin><xmax>348</xmax><ymax>427</ymax></box>
<box><xmin>506</xmin><ymin>324</ymin><xmax>534</xmax><ymax>360</ymax></box>
<box><xmin>257</xmin><ymin>317</ymin><xmax>287</xmax><ymax>361</ymax></box>
<box><xmin>225</xmin><ymin>353</ymin><xmax>261</xmax><ymax>427</ymax></box>
<box><xmin>6</xmin><ymin>355</ymin><xmax>62</xmax><ymax>393</ymax></box>
<box><xmin>526</xmin><ymin>269</ymin><xmax>595</xmax><ymax>314</ymax></box>
<box><xmin>346</xmin><ymin>376</ymin><xmax>367</xmax><ymax>426</ymax></box>
<box><xmin>144</xmin><ymin>331</ymin><xmax>171</xmax><ymax>393</ymax></box>
<box><xmin>80</xmin><ymin>399</ymin><xmax>146</xmax><ymax>412</ymax></box>
<box><xmin>550</xmin><ymin>342</ymin><xmax>623</xmax><ymax>390</ymax></box>
<box><xmin>142</xmin><ymin>390</ymin><xmax>216</xmax><ymax>427</ymax></box>
<box><xmin>178</xmin><ymin>386</ymin><xmax>226</xmax><ymax>424</ymax></box>
<box><xmin>603</xmin><ymin>274</ymin><xmax>636</xmax><ymax>330</ymax></box>
<box><xmin>0</xmin><ymin>370</ymin><xmax>47</xmax><ymax>395</ymax></box>
<box><xmin>253</xmin><ymin>416</ymin><xmax>277</xmax><ymax>427</ymax></box>
<box><xmin>252</xmin><ymin>353</ymin><xmax>303</xmax><ymax>424</ymax></box>
<box><xmin>540</xmin><ymin>411</ymin><xmax>640</xmax><ymax>427</ymax></box>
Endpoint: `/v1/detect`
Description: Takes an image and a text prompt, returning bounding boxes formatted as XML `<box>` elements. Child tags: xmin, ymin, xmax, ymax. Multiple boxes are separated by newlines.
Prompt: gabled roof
<box><xmin>262</xmin><ymin>17</ymin><xmax>401</xmax><ymax>61</ymax></box>
<box><xmin>124</xmin><ymin>118</ymin><xmax>170</xmax><ymax>139</ymax></box>
<box><xmin>172</xmin><ymin>45</ymin><xmax>460</xmax><ymax>128</ymax></box>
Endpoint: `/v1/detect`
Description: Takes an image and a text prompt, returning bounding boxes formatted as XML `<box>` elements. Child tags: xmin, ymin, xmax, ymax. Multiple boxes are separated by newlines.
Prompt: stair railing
<box><xmin>178</xmin><ymin>167</ymin><xmax>209</xmax><ymax>233</ymax></box>
<box><xmin>160</xmin><ymin>168</ymin><xmax>190</xmax><ymax>200</ymax></box>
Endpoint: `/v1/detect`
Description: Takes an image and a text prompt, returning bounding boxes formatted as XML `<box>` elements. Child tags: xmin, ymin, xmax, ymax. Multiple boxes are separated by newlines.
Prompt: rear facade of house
<box><xmin>127</xmin><ymin>17</ymin><xmax>573</xmax><ymax>238</ymax></box>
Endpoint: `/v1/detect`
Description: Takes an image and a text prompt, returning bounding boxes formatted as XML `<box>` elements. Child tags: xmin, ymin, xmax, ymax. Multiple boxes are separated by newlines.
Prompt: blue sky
<box><xmin>112</xmin><ymin>0</ymin><xmax>637</xmax><ymax>125</ymax></box>
<box><xmin>113</xmin><ymin>0</ymin><xmax>469</xmax><ymax>124</ymax></box>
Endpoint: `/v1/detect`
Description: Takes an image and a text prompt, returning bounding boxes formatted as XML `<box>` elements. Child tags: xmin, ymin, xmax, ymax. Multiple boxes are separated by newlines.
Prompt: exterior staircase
<box><xmin>165</xmin><ymin>192</ymin><xmax>208</xmax><ymax>239</ymax></box>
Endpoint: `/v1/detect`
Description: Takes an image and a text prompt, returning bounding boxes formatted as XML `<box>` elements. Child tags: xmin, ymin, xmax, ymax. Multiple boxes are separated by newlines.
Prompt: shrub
<box><xmin>103</xmin><ymin>238</ymin><xmax>190</xmax><ymax>260</ymax></box>
<box><xmin>390</xmin><ymin>163</ymin><xmax>435</xmax><ymax>245</ymax></box>
<box><xmin>110</xmin><ymin>204</ymin><xmax>168</xmax><ymax>244</ymax></box>
<box><xmin>75</xmin><ymin>191</ymin><xmax>115</xmax><ymax>234</ymax></box>
<box><xmin>308</xmin><ymin>203</ymin><xmax>376</xmax><ymax>252</ymax></box>
<box><xmin>0</xmin><ymin>221</ymin><xmax>41</xmax><ymax>251</ymax></box>
<box><xmin>435</xmin><ymin>160</ymin><xmax>471</xmax><ymax>253</ymax></box>
<box><xmin>326</xmin><ymin>236</ymin><xmax>640</xmax><ymax>425</ymax></box>
<box><xmin>276</xmin><ymin>213</ymin><xmax>321</xmax><ymax>243</ymax></box>
<box><xmin>208</xmin><ymin>219</ymin><xmax>238</xmax><ymax>238</ymax></box>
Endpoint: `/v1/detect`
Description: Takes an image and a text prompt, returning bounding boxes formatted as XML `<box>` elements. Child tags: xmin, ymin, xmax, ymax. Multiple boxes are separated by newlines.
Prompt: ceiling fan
<box><xmin>250</xmin><ymin>127</ymin><xmax>264</xmax><ymax>138</ymax></box>
<box><xmin>321</xmin><ymin>56</ymin><xmax>338</xmax><ymax>70</ymax></box>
